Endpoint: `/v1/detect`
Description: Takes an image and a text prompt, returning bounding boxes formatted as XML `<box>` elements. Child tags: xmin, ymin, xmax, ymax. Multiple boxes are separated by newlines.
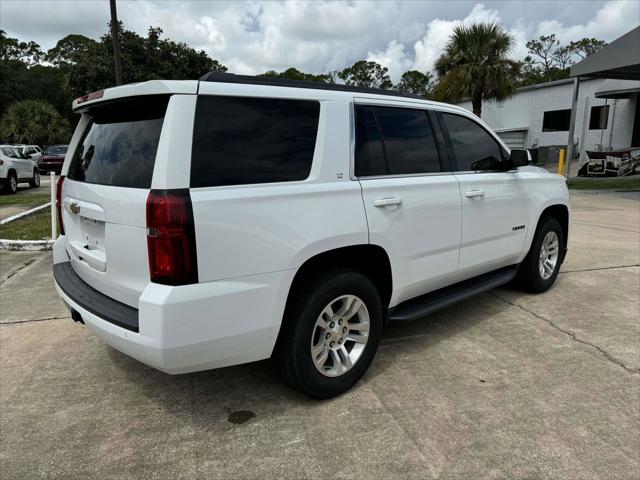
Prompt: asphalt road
<box><xmin>1</xmin><ymin>191</ymin><xmax>638</xmax><ymax>479</ymax></box>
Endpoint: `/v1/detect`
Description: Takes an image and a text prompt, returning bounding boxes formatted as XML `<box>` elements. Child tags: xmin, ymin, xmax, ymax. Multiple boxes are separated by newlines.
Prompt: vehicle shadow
<box><xmin>105</xmin><ymin>283</ymin><xmax>534</xmax><ymax>426</ymax></box>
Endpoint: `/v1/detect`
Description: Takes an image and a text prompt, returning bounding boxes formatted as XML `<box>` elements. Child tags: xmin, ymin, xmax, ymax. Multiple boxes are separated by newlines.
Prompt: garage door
<box><xmin>497</xmin><ymin>130</ymin><xmax>526</xmax><ymax>148</ymax></box>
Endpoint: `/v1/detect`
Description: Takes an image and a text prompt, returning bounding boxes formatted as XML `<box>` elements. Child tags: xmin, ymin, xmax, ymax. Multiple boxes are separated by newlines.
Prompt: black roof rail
<box><xmin>199</xmin><ymin>72</ymin><xmax>426</xmax><ymax>100</ymax></box>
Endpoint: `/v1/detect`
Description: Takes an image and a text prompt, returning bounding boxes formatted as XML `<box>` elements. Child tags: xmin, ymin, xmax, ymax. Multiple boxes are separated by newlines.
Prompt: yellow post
<box><xmin>558</xmin><ymin>148</ymin><xmax>565</xmax><ymax>176</ymax></box>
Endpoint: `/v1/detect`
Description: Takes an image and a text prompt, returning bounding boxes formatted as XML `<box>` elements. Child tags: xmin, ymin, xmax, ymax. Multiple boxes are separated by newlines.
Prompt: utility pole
<box><xmin>109</xmin><ymin>0</ymin><xmax>123</xmax><ymax>85</ymax></box>
<box><xmin>565</xmin><ymin>76</ymin><xmax>581</xmax><ymax>177</ymax></box>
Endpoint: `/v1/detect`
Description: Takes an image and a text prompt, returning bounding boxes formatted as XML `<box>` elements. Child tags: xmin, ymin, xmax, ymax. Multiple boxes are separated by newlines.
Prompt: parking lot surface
<box><xmin>1</xmin><ymin>191</ymin><xmax>638</xmax><ymax>479</ymax></box>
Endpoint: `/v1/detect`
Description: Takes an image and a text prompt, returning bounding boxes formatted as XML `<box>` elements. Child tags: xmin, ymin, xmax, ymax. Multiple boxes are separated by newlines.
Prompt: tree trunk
<box><xmin>472</xmin><ymin>95</ymin><xmax>482</xmax><ymax>118</ymax></box>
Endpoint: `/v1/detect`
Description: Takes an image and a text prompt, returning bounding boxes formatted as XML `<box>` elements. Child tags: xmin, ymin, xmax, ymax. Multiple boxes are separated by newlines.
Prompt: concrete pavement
<box><xmin>0</xmin><ymin>191</ymin><xmax>638</xmax><ymax>479</ymax></box>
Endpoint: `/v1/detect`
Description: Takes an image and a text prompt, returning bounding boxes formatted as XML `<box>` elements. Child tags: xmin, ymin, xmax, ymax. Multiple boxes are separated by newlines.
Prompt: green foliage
<box><xmin>395</xmin><ymin>70</ymin><xmax>434</xmax><ymax>97</ymax></box>
<box><xmin>0</xmin><ymin>192</ymin><xmax>51</xmax><ymax>207</ymax></box>
<box><xmin>435</xmin><ymin>23</ymin><xmax>520</xmax><ymax>117</ymax></box>
<box><xmin>569</xmin><ymin>38</ymin><xmax>607</xmax><ymax>59</ymax></box>
<box><xmin>0</xmin><ymin>29</ymin><xmax>43</xmax><ymax>65</ymax></box>
<box><xmin>258</xmin><ymin>67</ymin><xmax>332</xmax><ymax>83</ymax></box>
<box><xmin>567</xmin><ymin>176</ymin><xmax>640</xmax><ymax>191</ymax></box>
<box><xmin>0</xmin><ymin>209</ymin><xmax>51</xmax><ymax>240</ymax></box>
<box><xmin>520</xmin><ymin>35</ymin><xmax>607</xmax><ymax>86</ymax></box>
<box><xmin>1</xmin><ymin>25</ymin><xmax>228</xmax><ymax>133</ymax></box>
<box><xmin>0</xmin><ymin>22</ymin><xmax>610</xmax><ymax>141</ymax></box>
<box><xmin>0</xmin><ymin>100</ymin><xmax>71</xmax><ymax>145</ymax></box>
<box><xmin>46</xmin><ymin>24</ymin><xmax>227</xmax><ymax>102</ymax></box>
<box><xmin>338</xmin><ymin>61</ymin><xmax>392</xmax><ymax>89</ymax></box>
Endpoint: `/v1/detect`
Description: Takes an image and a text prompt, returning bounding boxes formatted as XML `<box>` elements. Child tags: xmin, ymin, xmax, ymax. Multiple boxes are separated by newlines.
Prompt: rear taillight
<box><xmin>56</xmin><ymin>175</ymin><xmax>65</xmax><ymax>235</ymax></box>
<box><xmin>146</xmin><ymin>189</ymin><xmax>198</xmax><ymax>286</ymax></box>
<box><xmin>76</xmin><ymin>90</ymin><xmax>104</xmax><ymax>104</ymax></box>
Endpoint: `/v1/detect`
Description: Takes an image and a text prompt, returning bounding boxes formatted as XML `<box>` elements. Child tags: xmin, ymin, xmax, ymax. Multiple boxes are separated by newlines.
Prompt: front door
<box><xmin>438</xmin><ymin>112</ymin><xmax>529</xmax><ymax>278</ymax></box>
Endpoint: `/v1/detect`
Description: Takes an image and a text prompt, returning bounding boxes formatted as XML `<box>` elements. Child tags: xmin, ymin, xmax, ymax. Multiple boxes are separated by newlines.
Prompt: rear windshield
<box><xmin>67</xmin><ymin>96</ymin><xmax>169</xmax><ymax>188</ymax></box>
<box><xmin>45</xmin><ymin>146</ymin><xmax>68</xmax><ymax>155</ymax></box>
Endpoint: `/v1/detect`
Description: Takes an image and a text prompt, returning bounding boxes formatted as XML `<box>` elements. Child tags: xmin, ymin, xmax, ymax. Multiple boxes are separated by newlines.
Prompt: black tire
<box><xmin>516</xmin><ymin>216</ymin><xmax>564</xmax><ymax>293</ymax></box>
<box><xmin>6</xmin><ymin>172</ymin><xmax>18</xmax><ymax>194</ymax></box>
<box><xmin>29</xmin><ymin>169</ymin><xmax>40</xmax><ymax>188</ymax></box>
<box><xmin>274</xmin><ymin>268</ymin><xmax>383</xmax><ymax>399</ymax></box>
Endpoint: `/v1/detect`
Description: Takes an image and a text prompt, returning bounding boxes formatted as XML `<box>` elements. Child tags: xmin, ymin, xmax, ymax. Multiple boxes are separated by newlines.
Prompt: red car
<box><xmin>38</xmin><ymin>145</ymin><xmax>68</xmax><ymax>174</ymax></box>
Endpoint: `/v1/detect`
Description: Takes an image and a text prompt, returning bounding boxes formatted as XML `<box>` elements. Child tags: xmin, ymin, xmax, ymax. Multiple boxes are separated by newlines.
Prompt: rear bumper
<box><xmin>53</xmin><ymin>240</ymin><xmax>294</xmax><ymax>374</ymax></box>
<box><xmin>54</xmin><ymin>262</ymin><xmax>139</xmax><ymax>331</ymax></box>
<box><xmin>37</xmin><ymin>163</ymin><xmax>62</xmax><ymax>173</ymax></box>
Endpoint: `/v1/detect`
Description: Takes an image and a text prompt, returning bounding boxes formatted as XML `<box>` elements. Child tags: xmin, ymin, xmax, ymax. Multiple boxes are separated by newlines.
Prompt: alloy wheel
<box><xmin>539</xmin><ymin>231</ymin><xmax>559</xmax><ymax>280</ymax></box>
<box><xmin>310</xmin><ymin>294</ymin><xmax>370</xmax><ymax>377</ymax></box>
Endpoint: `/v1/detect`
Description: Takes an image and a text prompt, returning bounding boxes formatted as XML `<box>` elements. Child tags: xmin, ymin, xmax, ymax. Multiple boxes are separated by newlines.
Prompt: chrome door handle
<box><xmin>374</xmin><ymin>197</ymin><xmax>403</xmax><ymax>207</ymax></box>
<box><xmin>465</xmin><ymin>190</ymin><xmax>485</xmax><ymax>198</ymax></box>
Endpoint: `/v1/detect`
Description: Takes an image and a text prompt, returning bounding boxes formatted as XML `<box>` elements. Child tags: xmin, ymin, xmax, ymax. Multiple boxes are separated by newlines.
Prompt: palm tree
<box><xmin>435</xmin><ymin>23</ymin><xmax>521</xmax><ymax>118</ymax></box>
<box><xmin>0</xmin><ymin>100</ymin><xmax>70</xmax><ymax>146</ymax></box>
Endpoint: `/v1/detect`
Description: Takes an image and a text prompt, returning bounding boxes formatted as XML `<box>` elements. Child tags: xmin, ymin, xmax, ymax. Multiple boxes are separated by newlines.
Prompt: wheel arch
<box><xmin>274</xmin><ymin>244</ymin><xmax>393</xmax><ymax>347</ymax></box>
<box><xmin>532</xmin><ymin>203</ymin><xmax>570</xmax><ymax>262</ymax></box>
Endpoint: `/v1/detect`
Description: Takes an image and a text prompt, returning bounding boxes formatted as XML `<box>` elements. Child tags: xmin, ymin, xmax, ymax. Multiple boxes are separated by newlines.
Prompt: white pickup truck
<box><xmin>53</xmin><ymin>74</ymin><xmax>570</xmax><ymax>398</ymax></box>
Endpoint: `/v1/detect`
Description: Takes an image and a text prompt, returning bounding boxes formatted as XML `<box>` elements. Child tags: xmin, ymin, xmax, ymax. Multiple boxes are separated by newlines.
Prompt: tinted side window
<box><xmin>375</xmin><ymin>107</ymin><xmax>440</xmax><ymax>175</ymax></box>
<box><xmin>355</xmin><ymin>105</ymin><xmax>386</xmax><ymax>176</ymax></box>
<box><xmin>355</xmin><ymin>105</ymin><xmax>441</xmax><ymax>176</ymax></box>
<box><xmin>441</xmin><ymin>113</ymin><xmax>504</xmax><ymax>171</ymax></box>
<box><xmin>191</xmin><ymin>96</ymin><xmax>320</xmax><ymax>188</ymax></box>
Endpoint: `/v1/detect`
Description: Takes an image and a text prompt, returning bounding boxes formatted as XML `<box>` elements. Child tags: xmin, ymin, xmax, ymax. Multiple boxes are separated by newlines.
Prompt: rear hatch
<box><xmin>61</xmin><ymin>95</ymin><xmax>169</xmax><ymax>308</ymax></box>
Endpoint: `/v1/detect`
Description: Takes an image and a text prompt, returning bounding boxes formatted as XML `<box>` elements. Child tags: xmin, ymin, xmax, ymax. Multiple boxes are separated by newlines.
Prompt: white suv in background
<box><xmin>53</xmin><ymin>74</ymin><xmax>570</xmax><ymax>398</ymax></box>
<box><xmin>0</xmin><ymin>145</ymin><xmax>41</xmax><ymax>194</ymax></box>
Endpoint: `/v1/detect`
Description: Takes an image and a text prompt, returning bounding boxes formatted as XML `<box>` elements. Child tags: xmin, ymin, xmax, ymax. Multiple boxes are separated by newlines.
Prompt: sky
<box><xmin>1</xmin><ymin>0</ymin><xmax>638</xmax><ymax>81</ymax></box>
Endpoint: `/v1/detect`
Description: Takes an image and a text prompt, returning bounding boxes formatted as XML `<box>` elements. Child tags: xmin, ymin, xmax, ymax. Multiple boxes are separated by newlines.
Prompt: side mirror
<box><xmin>507</xmin><ymin>149</ymin><xmax>531</xmax><ymax>169</ymax></box>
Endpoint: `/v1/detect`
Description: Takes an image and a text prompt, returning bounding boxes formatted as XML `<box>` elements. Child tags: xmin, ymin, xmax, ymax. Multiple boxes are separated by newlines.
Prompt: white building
<box><xmin>456</xmin><ymin>77</ymin><xmax>640</xmax><ymax>155</ymax></box>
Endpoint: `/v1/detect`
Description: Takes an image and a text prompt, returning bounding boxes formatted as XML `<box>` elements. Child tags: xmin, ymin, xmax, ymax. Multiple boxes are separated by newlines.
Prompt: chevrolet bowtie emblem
<box><xmin>70</xmin><ymin>202</ymin><xmax>80</xmax><ymax>214</ymax></box>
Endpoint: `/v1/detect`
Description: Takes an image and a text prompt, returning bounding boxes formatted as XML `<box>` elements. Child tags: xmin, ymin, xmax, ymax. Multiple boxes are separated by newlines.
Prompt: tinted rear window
<box><xmin>191</xmin><ymin>96</ymin><xmax>320</xmax><ymax>188</ymax></box>
<box><xmin>67</xmin><ymin>96</ymin><xmax>169</xmax><ymax>188</ymax></box>
<box><xmin>355</xmin><ymin>105</ymin><xmax>441</xmax><ymax>176</ymax></box>
<box><xmin>46</xmin><ymin>146</ymin><xmax>67</xmax><ymax>155</ymax></box>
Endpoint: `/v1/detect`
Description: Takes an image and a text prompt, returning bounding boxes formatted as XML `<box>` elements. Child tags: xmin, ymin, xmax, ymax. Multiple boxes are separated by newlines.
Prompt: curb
<box><xmin>0</xmin><ymin>239</ymin><xmax>54</xmax><ymax>251</ymax></box>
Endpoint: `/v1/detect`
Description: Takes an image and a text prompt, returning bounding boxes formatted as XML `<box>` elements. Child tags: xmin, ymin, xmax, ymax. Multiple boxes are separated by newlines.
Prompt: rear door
<box><xmin>356</xmin><ymin>103</ymin><xmax>462</xmax><ymax>305</ymax></box>
<box><xmin>16</xmin><ymin>148</ymin><xmax>32</xmax><ymax>178</ymax></box>
<box><xmin>438</xmin><ymin>111</ymin><xmax>529</xmax><ymax>278</ymax></box>
<box><xmin>61</xmin><ymin>95</ymin><xmax>170</xmax><ymax>307</ymax></box>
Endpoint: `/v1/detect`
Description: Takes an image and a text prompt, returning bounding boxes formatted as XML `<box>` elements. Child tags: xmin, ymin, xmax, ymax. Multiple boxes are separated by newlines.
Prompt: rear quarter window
<box><xmin>67</xmin><ymin>96</ymin><xmax>169</xmax><ymax>188</ymax></box>
<box><xmin>190</xmin><ymin>96</ymin><xmax>320</xmax><ymax>188</ymax></box>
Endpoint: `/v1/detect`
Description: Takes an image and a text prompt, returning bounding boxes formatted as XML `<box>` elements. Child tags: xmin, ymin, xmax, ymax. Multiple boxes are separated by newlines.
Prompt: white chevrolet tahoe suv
<box><xmin>53</xmin><ymin>74</ymin><xmax>570</xmax><ymax>398</ymax></box>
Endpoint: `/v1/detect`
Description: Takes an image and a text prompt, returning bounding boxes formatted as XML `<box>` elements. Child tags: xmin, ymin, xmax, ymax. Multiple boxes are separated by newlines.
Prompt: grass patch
<box><xmin>567</xmin><ymin>176</ymin><xmax>640</xmax><ymax>191</ymax></box>
<box><xmin>0</xmin><ymin>209</ymin><xmax>52</xmax><ymax>240</ymax></box>
<box><xmin>0</xmin><ymin>192</ymin><xmax>51</xmax><ymax>207</ymax></box>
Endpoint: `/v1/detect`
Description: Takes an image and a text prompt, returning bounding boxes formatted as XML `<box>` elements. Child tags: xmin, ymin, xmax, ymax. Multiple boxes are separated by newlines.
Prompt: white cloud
<box><xmin>367</xmin><ymin>41</ymin><xmax>413</xmax><ymax>83</ymax></box>
<box><xmin>412</xmin><ymin>3</ymin><xmax>502</xmax><ymax>73</ymax></box>
<box><xmin>1</xmin><ymin>0</ymin><xmax>637</xmax><ymax>79</ymax></box>
<box><xmin>536</xmin><ymin>0</ymin><xmax>639</xmax><ymax>43</ymax></box>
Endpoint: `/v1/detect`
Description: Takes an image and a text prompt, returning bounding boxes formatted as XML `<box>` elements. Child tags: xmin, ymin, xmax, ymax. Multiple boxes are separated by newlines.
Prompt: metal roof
<box><xmin>594</xmin><ymin>79</ymin><xmax>640</xmax><ymax>99</ymax></box>
<box><xmin>199</xmin><ymin>72</ymin><xmax>426</xmax><ymax>100</ymax></box>
<box><xmin>570</xmin><ymin>27</ymin><xmax>640</xmax><ymax>80</ymax></box>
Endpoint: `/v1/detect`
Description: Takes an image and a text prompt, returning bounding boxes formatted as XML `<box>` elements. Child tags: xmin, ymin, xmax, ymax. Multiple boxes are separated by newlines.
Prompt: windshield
<box><xmin>1</xmin><ymin>147</ymin><xmax>16</xmax><ymax>157</ymax></box>
<box><xmin>45</xmin><ymin>146</ymin><xmax>68</xmax><ymax>155</ymax></box>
